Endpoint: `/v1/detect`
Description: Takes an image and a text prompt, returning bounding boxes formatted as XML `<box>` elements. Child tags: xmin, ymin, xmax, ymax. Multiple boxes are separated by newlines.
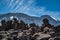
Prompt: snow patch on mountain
<box><xmin>10</xmin><ymin>16</ymin><xmax>14</xmax><ymax>20</ymax></box>
<box><xmin>50</xmin><ymin>16</ymin><xmax>58</xmax><ymax>21</ymax></box>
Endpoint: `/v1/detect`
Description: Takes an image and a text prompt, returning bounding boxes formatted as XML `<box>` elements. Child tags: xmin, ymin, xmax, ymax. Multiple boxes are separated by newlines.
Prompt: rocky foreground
<box><xmin>0</xmin><ymin>18</ymin><xmax>60</xmax><ymax>40</ymax></box>
<box><xmin>0</xmin><ymin>27</ymin><xmax>60</xmax><ymax>40</ymax></box>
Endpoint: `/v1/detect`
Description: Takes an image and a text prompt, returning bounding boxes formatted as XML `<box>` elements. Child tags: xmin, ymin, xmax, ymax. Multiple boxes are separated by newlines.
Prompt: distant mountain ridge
<box><xmin>0</xmin><ymin>13</ymin><xmax>60</xmax><ymax>26</ymax></box>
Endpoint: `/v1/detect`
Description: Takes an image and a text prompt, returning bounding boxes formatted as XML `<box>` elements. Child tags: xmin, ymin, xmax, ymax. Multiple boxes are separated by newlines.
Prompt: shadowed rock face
<box><xmin>0</xmin><ymin>13</ymin><xmax>60</xmax><ymax>26</ymax></box>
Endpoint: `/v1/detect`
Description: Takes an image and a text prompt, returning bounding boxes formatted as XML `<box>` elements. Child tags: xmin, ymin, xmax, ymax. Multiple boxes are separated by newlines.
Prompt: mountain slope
<box><xmin>0</xmin><ymin>13</ymin><xmax>60</xmax><ymax>26</ymax></box>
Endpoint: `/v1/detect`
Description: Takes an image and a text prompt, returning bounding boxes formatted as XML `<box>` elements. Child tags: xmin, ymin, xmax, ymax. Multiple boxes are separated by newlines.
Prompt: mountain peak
<box><xmin>41</xmin><ymin>15</ymin><xmax>58</xmax><ymax>21</ymax></box>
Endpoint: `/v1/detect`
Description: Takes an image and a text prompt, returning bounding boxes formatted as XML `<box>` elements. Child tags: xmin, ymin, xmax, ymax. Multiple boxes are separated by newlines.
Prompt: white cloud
<box><xmin>10</xmin><ymin>0</ymin><xmax>20</xmax><ymax>9</ymax></box>
<box><xmin>14</xmin><ymin>0</ymin><xmax>35</xmax><ymax>11</ymax></box>
<box><xmin>22</xmin><ymin>6</ymin><xmax>60</xmax><ymax>20</ymax></box>
<box><xmin>14</xmin><ymin>0</ymin><xmax>25</xmax><ymax>10</ymax></box>
<box><xmin>7</xmin><ymin>0</ymin><xmax>60</xmax><ymax>20</ymax></box>
<box><xmin>8</xmin><ymin>0</ymin><xmax>14</xmax><ymax>8</ymax></box>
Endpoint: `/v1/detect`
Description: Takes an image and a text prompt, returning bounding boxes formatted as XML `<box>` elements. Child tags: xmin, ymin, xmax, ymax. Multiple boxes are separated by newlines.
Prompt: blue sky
<box><xmin>0</xmin><ymin>0</ymin><xmax>60</xmax><ymax>20</ymax></box>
